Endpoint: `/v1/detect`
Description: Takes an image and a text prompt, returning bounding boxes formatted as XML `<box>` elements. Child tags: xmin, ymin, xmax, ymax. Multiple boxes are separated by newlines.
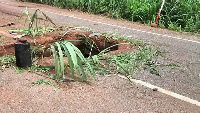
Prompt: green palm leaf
<box><xmin>50</xmin><ymin>45</ymin><xmax>62</xmax><ymax>80</ymax></box>
<box><xmin>55</xmin><ymin>42</ymin><xmax>65</xmax><ymax>79</ymax></box>
<box><xmin>51</xmin><ymin>41</ymin><xmax>94</xmax><ymax>81</ymax></box>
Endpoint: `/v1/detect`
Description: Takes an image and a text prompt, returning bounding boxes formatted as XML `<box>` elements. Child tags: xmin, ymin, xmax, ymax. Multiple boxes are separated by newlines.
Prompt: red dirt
<box><xmin>0</xmin><ymin>1</ymin><xmax>131</xmax><ymax>56</ymax></box>
<box><xmin>1</xmin><ymin>68</ymin><xmax>199</xmax><ymax>113</ymax></box>
<box><xmin>0</xmin><ymin>1</ymin><xmax>200</xmax><ymax>112</ymax></box>
<box><xmin>0</xmin><ymin>29</ymin><xmax>130</xmax><ymax>56</ymax></box>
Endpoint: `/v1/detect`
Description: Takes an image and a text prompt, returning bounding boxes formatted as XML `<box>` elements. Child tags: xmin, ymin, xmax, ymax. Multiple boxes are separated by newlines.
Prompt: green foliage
<box><xmin>106</xmin><ymin>46</ymin><xmax>161</xmax><ymax>76</ymax></box>
<box><xmin>16</xmin><ymin>68</ymin><xmax>24</xmax><ymax>74</ymax></box>
<box><xmin>9</xmin><ymin>9</ymin><xmax>56</xmax><ymax>39</ymax></box>
<box><xmin>0</xmin><ymin>55</ymin><xmax>15</xmax><ymax>70</ymax></box>
<box><xmin>82</xmin><ymin>33</ymin><xmax>162</xmax><ymax>77</ymax></box>
<box><xmin>32</xmin><ymin>79</ymin><xmax>53</xmax><ymax>85</ymax></box>
<box><xmin>87</xmin><ymin>38</ymin><xmax>162</xmax><ymax>78</ymax></box>
<box><xmin>50</xmin><ymin>41</ymin><xmax>94</xmax><ymax>81</ymax></box>
<box><xmin>160</xmin><ymin>0</ymin><xmax>200</xmax><ymax>33</ymax></box>
<box><xmin>27</xmin><ymin>65</ymin><xmax>53</xmax><ymax>76</ymax></box>
<box><xmin>22</xmin><ymin>0</ymin><xmax>200</xmax><ymax>33</ymax></box>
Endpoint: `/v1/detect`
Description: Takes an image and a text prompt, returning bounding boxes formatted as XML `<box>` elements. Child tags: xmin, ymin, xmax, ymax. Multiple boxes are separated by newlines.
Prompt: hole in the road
<box><xmin>0</xmin><ymin>30</ymin><xmax>130</xmax><ymax>57</ymax></box>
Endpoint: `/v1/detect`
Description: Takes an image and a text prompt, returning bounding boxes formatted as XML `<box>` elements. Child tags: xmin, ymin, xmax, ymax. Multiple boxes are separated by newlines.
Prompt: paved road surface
<box><xmin>0</xmin><ymin>0</ymin><xmax>200</xmax><ymax>111</ymax></box>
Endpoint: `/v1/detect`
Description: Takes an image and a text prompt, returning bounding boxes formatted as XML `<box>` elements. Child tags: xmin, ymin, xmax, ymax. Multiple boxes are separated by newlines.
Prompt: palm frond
<box><xmin>51</xmin><ymin>41</ymin><xmax>94</xmax><ymax>81</ymax></box>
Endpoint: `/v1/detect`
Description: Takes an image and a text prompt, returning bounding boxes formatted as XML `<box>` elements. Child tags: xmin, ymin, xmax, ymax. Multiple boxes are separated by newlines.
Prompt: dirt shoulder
<box><xmin>0</xmin><ymin>0</ymin><xmax>200</xmax><ymax>112</ymax></box>
<box><xmin>0</xmin><ymin>68</ymin><xmax>199</xmax><ymax>113</ymax></box>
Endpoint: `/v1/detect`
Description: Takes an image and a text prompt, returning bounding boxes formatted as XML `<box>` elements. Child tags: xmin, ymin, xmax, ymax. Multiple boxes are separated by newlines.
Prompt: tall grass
<box><xmin>160</xmin><ymin>0</ymin><xmax>200</xmax><ymax>33</ymax></box>
<box><xmin>21</xmin><ymin>0</ymin><xmax>200</xmax><ymax>33</ymax></box>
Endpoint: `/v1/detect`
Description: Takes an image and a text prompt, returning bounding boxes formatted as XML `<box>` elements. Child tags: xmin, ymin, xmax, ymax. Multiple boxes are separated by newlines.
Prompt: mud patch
<box><xmin>0</xmin><ymin>29</ymin><xmax>130</xmax><ymax>56</ymax></box>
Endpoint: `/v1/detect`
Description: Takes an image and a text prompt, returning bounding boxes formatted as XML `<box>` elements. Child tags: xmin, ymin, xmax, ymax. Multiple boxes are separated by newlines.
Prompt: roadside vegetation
<box><xmin>0</xmin><ymin>9</ymin><xmax>163</xmax><ymax>83</ymax></box>
<box><xmin>0</xmin><ymin>37</ymin><xmax>161</xmax><ymax>82</ymax></box>
<box><xmin>19</xmin><ymin>0</ymin><xmax>200</xmax><ymax>33</ymax></box>
<box><xmin>0</xmin><ymin>55</ymin><xmax>15</xmax><ymax>71</ymax></box>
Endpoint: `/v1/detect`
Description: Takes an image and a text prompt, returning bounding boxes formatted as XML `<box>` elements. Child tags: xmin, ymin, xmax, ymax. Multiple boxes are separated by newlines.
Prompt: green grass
<box><xmin>32</xmin><ymin>79</ymin><xmax>53</xmax><ymax>85</ymax></box>
<box><xmin>92</xmin><ymin>45</ymin><xmax>162</xmax><ymax>77</ymax></box>
<box><xmin>0</xmin><ymin>31</ymin><xmax>162</xmax><ymax>83</ymax></box>
<box><xmin>48</xmin><ymin>31</ymin><xmax>162</xmax><ymax>82</ymax></box>
<box><xmin>5</xmin><ymin>8</ymin><xmax>164</xmax><ymax>82</ymax></box>
<box><xmin>21</xmin><ymin>0</ymin><xmax>200</xmax><ymax>33</ymax></box>
<box><xmin>0</xmin><ymin>55</ymin><xmax>16</xmax><ymax>70</ymax></box>
<box><xmin>16</xmin><ymin>68</ymin><xmax>24</xmax><ymax>74</ymax></box>
<box><xmin>9</xmin><ymin>8</ymin><xmax>56</xmax><ymax>39</ymax></box>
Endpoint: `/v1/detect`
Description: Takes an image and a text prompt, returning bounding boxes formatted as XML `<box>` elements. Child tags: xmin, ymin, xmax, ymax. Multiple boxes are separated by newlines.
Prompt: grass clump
<box><xmin>9</xmin><ymin>8</ymin><xmax>56</xmax><ymax>39</ymax></box>
<box><xmin>0</xmin><ymin>55</ymin><xmax>15</xmax><ymax>71</ymax></box>
<box><xmin>32</xmin><ymin>79</ymin><xmax>53</xmax><ymax>85</ymax></box>
<box><xmin>91</xmin><ymin>45</ymin><xmax>162</xmax><ymax>78</ymax></box>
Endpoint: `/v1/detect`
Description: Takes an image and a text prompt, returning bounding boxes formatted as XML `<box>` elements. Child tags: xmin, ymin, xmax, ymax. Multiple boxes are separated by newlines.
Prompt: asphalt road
<box><xmin>0</xmin><ymin>0</ymin><xmax>200</xmax><ymax>107</ymax></box>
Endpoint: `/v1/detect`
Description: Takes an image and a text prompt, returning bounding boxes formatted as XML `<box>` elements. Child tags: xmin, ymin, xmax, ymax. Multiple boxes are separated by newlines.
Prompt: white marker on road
<box><xmin>0</xmin><ymin>1</ymin><xmax>200</xmax><ymax>44</ymax></box>
<box><xmin>1</xmin><ymin>0</ymin><xmax>200</xmax><ymax>107</ymax></box>
<box><xmin>118</xmin><ymin>75</ymin><xmax>200</xmax><ymax>107</ymax></box>
<box><xmin>41</xmin><ymin>10</ymin><xmax>200</xmax><ymax>44</ymax></box>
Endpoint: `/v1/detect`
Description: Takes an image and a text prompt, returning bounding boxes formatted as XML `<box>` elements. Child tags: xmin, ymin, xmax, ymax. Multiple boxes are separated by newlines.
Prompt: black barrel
<box><xmin>15</xmin><ymin>40</ymin><xmax>32</xmax><ymax>67</ymax></box>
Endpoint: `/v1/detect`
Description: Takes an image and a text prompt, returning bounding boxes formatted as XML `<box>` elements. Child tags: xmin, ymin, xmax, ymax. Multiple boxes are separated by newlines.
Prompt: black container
<box><xmin>15</xmin><ymin>40</ymin><xmax>32</xmax><ymax>67</ymax></box>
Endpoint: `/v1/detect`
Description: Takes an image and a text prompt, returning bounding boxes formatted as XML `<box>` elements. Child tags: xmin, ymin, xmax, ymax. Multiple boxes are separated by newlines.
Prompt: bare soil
<box><xmin>0</xmin><ymin>26</ymin><xmax>130</xmax><ymax>56</ymax></box>
<box><xmin>0</xmin><ymin>0</ymin><xmax>200</xmax><ymax>112</ymax></box>
<box><xmin>1</xmin><ymin>68</ymin><xmax>200</xmax><ymax>113</ymax></box>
